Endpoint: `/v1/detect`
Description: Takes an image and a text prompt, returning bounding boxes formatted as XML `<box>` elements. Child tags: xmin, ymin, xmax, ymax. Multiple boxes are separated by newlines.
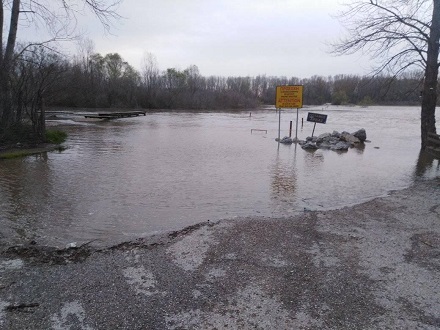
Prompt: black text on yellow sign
<box><xmin>275</xmin><ymin>85</ymin><xmax>303</xmax><ymax>109</ymax></box>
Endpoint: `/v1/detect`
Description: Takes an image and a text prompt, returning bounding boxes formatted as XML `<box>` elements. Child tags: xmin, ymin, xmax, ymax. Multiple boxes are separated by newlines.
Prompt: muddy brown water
<box><xmin>0</xmin><ymin>106</ymin><xmax>438</xmax><ymax>247</ymax></box>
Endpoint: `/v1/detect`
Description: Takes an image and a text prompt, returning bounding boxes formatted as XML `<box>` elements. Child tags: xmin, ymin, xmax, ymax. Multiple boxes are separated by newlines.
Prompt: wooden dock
<box><xmin>84</xmin><ymin>111</ymin><xmax>147</xmax><ymax>119</ymax></box>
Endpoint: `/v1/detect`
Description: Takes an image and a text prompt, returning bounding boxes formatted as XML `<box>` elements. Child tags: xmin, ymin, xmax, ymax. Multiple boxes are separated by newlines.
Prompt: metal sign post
<box><xmin>306</xmin><ymin>112</ymin><xmax>328</xmax><ymax>137</ymax></box>
<box><xmin>312</xmin><ymin>122</ymin><xmax>317</xmax><ymax>137</ymax></box>
<box><xmin>275</xmin><ymin>85</ymin><xmax>304</xmax><ymax>143</ymax></box>
<box><xmin>295</xmin><ymin>108</ymin><xmax>299</xmax><ymax>141</ymax></box>
<box><xmin>278</xmin><ymin>108</ymin><xmax>281</xmax><ymax>142</ymax></box>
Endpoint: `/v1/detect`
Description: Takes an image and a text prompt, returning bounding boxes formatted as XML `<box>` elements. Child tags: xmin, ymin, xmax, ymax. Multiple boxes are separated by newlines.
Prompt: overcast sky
<box><xmin>24</xmin><ymin>0</ymin><xmax>374</xmax><ymax>78</ymax></box>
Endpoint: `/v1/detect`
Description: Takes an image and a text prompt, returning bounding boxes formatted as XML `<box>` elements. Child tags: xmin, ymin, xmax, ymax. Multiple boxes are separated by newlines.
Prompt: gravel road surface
<box><xmin>1</xmin><ymin>178</ymin><xmax>439</xmax><ymax>329</ymax></box>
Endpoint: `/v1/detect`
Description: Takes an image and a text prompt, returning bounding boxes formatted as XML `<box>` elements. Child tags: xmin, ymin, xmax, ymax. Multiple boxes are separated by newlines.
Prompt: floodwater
<box><xmin>0</xmin><ymin>106</ymin><xmax>439</xmax><ymax>247</ymax></box>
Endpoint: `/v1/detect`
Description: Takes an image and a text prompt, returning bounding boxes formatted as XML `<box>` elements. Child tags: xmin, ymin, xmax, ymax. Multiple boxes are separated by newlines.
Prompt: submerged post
<box><xmin>289</xmin><ymin>121</ymin><xmax>292</xmax><ymax>137</ymax></box>
<box><xmin>278</xmin><ymin>108</ymin><xmax>281</xmax><ymax>142</ymax></box>
<box><xmin>311</xmin><ymin>122</ymin><xmax>316</xmax><ymax>137</ymax></box>
<box><xmin>295</xmin><ymin>108</ymin><xmax>299</xmax><ymax>141</ymax></box>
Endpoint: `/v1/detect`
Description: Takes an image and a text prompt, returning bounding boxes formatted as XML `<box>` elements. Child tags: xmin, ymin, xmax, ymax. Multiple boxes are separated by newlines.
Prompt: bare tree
<box><xmin>140</xmin><ymin>52</ymin><xmax>160</xmax><ymax>108</ymax></box>
<box><xmin>333</xmin><ymin>0</ymin><xmax>439</xmax><ymax>148</ymax></box>
<box><xmin>15</xmin><ymin>46</ymin><xmax>67</xmax><ymax>139</ymax></box>
<box><xmin>0</xmin><ymin>0</ymin><xmax>122</xmax><ymax>135</ymax></box>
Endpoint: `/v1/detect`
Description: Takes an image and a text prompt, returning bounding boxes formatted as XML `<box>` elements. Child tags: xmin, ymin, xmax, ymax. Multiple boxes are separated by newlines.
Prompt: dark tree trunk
<box><xmin>0</xmin><ymin>70</ymin><xmax>12</xmax><ymax>129</ymax></box>
<box><xmin>0</xmin><ymin>1</ymin><xmax>4</xmax><ymax>62</ymax></box>
<box><xmin>0</xmin><ymin>0</ymin><xmax>20</xmax><ymax>129</ymax></box>
<box><xmin>421</xmin><ymin>0</ymin><xmax>440</xmax><ymax>149</ymax></box>
<box><xmin>38</xmin><ymin>95</ymin><xmax>45</xmax><ymax>140</ymax></box>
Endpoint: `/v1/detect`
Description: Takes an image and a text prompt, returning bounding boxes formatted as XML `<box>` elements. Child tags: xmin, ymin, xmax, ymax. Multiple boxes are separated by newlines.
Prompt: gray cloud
<box><xmin>17</xmin><ymin>0</ymin><xmax>373</xmax><ymax>77</ymax></box>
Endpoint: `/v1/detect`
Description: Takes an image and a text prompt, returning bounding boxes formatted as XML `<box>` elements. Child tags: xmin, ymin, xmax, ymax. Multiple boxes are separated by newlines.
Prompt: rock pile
<box><xmin>276</xmin><ymin>129</ymin><xmax>367</xmax><ymax>151</ymax></box>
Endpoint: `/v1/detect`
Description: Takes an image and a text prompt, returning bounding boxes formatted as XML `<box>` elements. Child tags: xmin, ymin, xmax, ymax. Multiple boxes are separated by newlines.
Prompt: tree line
<box><xmin>0</xmin><ymin>43</ymin><xmax>429</xmax><ymax>146</ymax></box>
<box><xmin>36</xmin><ymin>48</ymin><xmax>426</xmax><ymax>110</ymax></box>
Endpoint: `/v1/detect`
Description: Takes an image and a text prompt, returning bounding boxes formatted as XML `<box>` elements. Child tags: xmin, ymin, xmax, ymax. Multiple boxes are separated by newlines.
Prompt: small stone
<box><xmin>66</xmin><ymin>242</ymin><xmax>77</xmax><ymax>249</ymax></box>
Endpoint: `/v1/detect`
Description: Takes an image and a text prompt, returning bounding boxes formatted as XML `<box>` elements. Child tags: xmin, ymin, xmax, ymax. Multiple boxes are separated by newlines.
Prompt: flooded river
<box><xmin>0</xmin><ymin>106</ymin><xmax>439</xmax><ymax>247</ymax></box>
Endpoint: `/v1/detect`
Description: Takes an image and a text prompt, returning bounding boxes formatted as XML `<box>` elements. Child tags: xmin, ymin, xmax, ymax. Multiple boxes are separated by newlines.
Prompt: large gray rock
<box><xmin>340</xmin><ymin>132</ymin><xmax>360</xmax><ymax>144</ymax></box>
<box><xmin>280</xmin><ymin>136</ymin><xmax>293</xmax><ymax>144</ymax></box>
<box><xmin>317</xmin><ymin>141</ymin><xmax>332</xmax><ymax>149</ymax></box>
<box><xmin>330</xmin><ymin>141</ymin><xmax>350</xmax><ymax>150</ymax></box>
<box><xmin>275</xmin><ymin>136</ymin><xmax>293</xmax><ymax>144</ymax></box>
<box><xmin>352</xmin><ymin>128</ymin><xmax>367</xmax><ymax>142</ymax></box>
<box><xmin>306</xmin><ymin>136</ymin><xmax>318</xmax><ymax>143</ymax></box>
<box><xmin>316</xmin><ymin>135</ymin><xmax>340</xmax><ymax>149</ymax></box>
<box><xmin>319</xmin><ymin>135</ymin><xmax>339</xmax><ymax>144</ymax></box>
<box><xmin>317</xmin><ymin>133</ymin><xmax>331</xmax><ymax>143</ymax></box>
<box><xmin>331</xmin><ymin>131</ymin><xmax>341</xmax><ymax>138</ymax></box>
<box><xmin>301</xmin><ymin>141</ymin><xmax>318</xmax><ymax>150</ymax></box>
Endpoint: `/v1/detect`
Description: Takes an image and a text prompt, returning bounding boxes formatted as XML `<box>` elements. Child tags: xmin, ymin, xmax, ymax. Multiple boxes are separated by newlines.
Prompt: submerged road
<box><xmin>0</xmin><ymin>178</ymin><xmax>439</xmax><ymax>329</ymax></box>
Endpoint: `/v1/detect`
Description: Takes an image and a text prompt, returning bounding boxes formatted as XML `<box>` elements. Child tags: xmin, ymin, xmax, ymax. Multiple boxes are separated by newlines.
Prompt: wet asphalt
<box><xmin>0</xmin><ymin>178</ymin><xmax>439</xmax><ymax>329</ymax></box>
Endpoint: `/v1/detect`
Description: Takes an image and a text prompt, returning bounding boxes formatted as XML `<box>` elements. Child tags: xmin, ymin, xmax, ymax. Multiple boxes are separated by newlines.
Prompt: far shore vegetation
<box><xmin>12</xmin><ymin>49</ymin><xmax>427</xmax><ymax>110</ymax></box>
<box><xmin>1</xmin><ymin>46</ymin><xmax>428</xmax><ymax>150</ymax></box>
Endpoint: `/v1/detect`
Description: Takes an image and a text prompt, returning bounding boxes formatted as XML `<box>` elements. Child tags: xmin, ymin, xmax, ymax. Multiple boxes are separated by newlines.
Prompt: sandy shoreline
<box><xmin>0</xmin><ymin>178</ymin><xmax>439</xmax><ymax>329</ymax></box>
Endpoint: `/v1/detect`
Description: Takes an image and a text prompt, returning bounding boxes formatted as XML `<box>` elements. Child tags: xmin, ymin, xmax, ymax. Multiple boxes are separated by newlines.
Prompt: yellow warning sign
<box><xmin>275</xmin><ymin>85</ymin><xmax>303</xmax><ymax>108</ymax></box>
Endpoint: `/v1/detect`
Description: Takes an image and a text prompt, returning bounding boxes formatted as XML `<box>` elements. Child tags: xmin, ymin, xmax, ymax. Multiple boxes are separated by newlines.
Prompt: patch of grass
<box><xmin>0</xmin><ymin>127</ymin><xmax>67</xmax><ymax>160</ymax></box>
<box><xmin>0</xmin><ymin>146</ymin><xmax>67</xmax><ymax>160</ymax></box>
<box><xmin>45</xmin><ymin>130</ymin><xmax>67</xmax><ymax>144</ymax></box>
<box><xmin>0</xmin><ymin>151</ymin><xmax>30</xmax><ymax>159</ymax></box>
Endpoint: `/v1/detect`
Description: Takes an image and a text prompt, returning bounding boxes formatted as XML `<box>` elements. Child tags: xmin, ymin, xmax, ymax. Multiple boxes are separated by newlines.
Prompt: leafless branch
<box><xmin>332</xmin><ymin>0</ymin><xmax>433</xmax><ymax>77</ymax></box>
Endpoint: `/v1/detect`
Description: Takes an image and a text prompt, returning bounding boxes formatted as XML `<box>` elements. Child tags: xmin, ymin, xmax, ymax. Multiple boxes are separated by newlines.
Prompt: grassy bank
<box><xmin>0</xmin><ymin>128</ymin><xmax>67</xmax><ymax>160</ymax></box>
<box><xmin>0</xmin><ymin>145</ymin><xmax>66</xmax><ymax>160</ymax></box>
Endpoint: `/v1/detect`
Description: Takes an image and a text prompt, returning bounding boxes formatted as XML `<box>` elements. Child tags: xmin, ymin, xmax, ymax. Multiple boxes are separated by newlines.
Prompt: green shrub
<box><xmin>45</xmin><ymin>130</ymin><xmax>67</xmax><ymax>144</ymax></box>
<box><xmin>358</xmin><ymin>96</ymin><xmax>374</xmax><ymax>107</ymax></box>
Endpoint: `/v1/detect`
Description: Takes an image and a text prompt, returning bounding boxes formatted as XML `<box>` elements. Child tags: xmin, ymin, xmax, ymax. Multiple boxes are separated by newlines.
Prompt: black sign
<box><xmin>307</xmin><ymin>112</ymin><xmax>327</xmax><ymax>124</ymax></box>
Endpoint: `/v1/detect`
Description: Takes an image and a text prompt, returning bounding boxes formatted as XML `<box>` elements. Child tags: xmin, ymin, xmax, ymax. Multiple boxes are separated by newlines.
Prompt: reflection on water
<box><xmin>270</xmin><ymin>148</ymin><xmax>298</xmax><ymax>213</ymax></box>
<box><xmin>271</xmin><ymin>149</ymin><xmax>297</xmax><ymax>198</ymax></box>
<box><xmin>0</xmin><ymin>106</ymin><xmax>439</xmax><ymax>247</ymax></box>
<box><xmin>415</xmin><ymin>150</ymin><xmax>440</xmax><ymax>178</ymax></box>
